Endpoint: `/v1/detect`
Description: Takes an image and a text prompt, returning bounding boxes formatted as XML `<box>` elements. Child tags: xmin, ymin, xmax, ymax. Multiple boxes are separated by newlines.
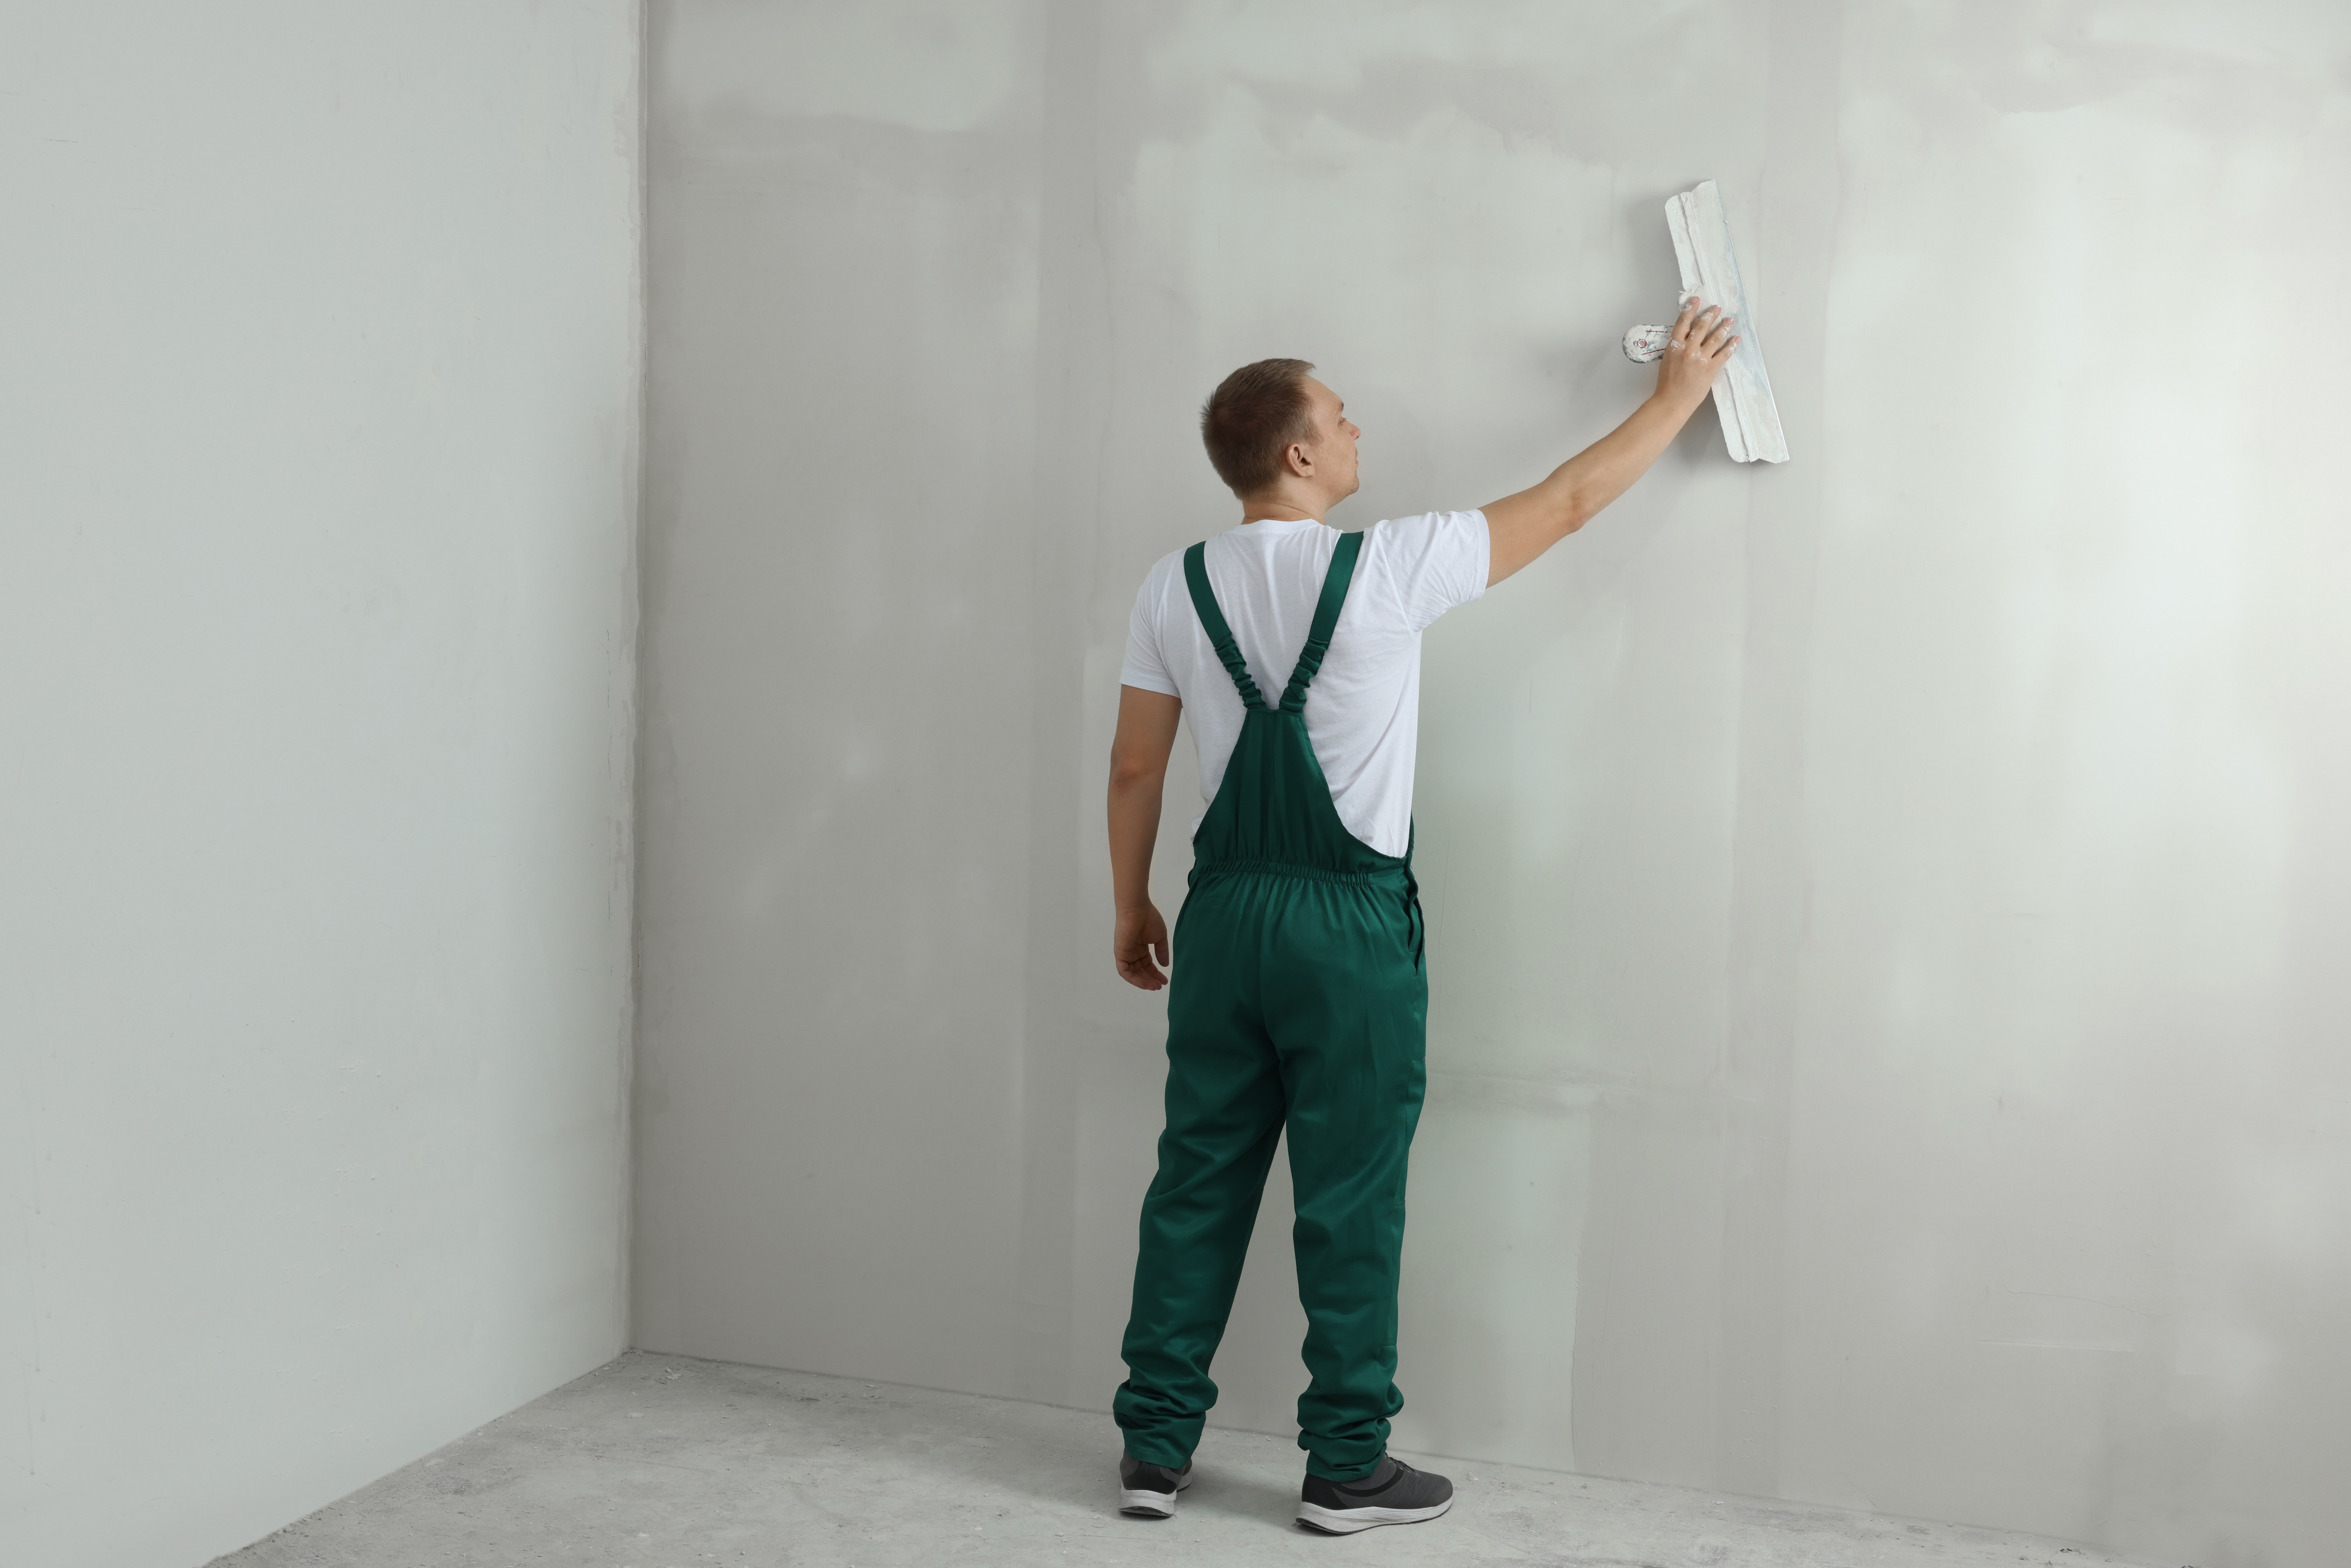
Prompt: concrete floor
<box><xmin>213</xmin><ymin>1352</ymin><xmax>2156</xmax><ymax>1567</ymax></box>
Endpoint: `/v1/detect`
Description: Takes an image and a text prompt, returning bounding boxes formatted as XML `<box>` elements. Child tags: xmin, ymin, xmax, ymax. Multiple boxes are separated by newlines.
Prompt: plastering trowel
<box><xmin>1620</xmin><ymin>180</ymin><xmax>1788</xmax><ymax>464</ymax></box>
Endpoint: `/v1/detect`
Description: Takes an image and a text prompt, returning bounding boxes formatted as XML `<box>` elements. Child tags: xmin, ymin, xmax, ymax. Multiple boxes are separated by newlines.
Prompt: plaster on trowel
<box><xmin>1621</xmin><ymin>180</ymin><xmax>1788</xmax><ymax>464</ymax></box>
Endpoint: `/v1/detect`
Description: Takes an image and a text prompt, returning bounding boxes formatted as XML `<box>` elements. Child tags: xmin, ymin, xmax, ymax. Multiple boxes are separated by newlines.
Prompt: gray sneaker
<box><xmin>1117</xmin><ymin>1453</ymin><xmax>1194</xmax><ymax>1518</ymax></box>
<box><xmin>1296</xmin><ymin>1456</ymin><xmax>1454</xmax><ymax>1533</ymax></box>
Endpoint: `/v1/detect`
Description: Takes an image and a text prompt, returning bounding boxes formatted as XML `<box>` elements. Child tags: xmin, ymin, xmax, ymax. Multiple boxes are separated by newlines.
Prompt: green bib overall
<box><xmin>1113</xmin><ymin>528</ymin><xmax>1429</xmax><ymax>1484</ymax></box>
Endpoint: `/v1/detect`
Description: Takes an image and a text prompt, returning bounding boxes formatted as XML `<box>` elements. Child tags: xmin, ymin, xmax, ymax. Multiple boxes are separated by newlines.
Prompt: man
<box><xmin>1106</xmin><ymin>299</ymin><xmax>1740</xmax><ymax>1533</ymax></box>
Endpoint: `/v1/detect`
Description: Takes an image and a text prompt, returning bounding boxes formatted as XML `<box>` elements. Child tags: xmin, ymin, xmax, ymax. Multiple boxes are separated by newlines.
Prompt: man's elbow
<box><xmin>1108</xmin><ymin>755</ymin><xmax>1166</xmax><ymax>790</ymax></box>
<box><xmin>1557</xmin><ymin>490</ymin><xmax>1594</xmax><ymax>536</ymax></box>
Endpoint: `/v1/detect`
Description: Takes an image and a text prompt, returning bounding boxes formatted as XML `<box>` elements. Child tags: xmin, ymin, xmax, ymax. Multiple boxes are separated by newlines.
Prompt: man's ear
<box><xmin>1286</xmin><ymin>441</ymin><xmax>1312</xmax><ymax>477</ymax></box>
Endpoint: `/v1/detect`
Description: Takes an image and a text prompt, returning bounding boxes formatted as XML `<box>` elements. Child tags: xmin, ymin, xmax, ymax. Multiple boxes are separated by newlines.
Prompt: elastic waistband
<box><xmin>1191</xmin><ymin>857</ymin><xmax>1409</xmax><ymax>889</ymax></box>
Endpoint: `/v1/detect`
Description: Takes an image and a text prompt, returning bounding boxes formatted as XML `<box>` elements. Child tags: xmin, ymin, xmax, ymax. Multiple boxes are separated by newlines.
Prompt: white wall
<box><xmin>634</xmin><ymin>3</ymin><xmax>2351</xmax><ymax>1564</ymax></box>
<box><xmin>0</xmin><ymin>7</ymin><xmax>643</xmax><ymax>1565</ymax></box>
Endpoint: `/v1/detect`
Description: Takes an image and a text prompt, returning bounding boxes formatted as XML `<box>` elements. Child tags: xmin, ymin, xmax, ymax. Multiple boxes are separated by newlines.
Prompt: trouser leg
<box><xmin>1265</xmin><ymin>880</ymin><xmax>1428</xmax><ymax>1483</ymax></box>
<box><xmin>1113</xmin><ymin>887</ymin><xmax>1284</xmax><ymax>1467</ymax></box>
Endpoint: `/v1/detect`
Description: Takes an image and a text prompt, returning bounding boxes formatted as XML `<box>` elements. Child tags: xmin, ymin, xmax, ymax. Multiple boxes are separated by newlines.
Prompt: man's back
<box><xmin>1120</xmin><ymin>511</ymin><xmax>1488</xmax><ymax>858</ymax></box>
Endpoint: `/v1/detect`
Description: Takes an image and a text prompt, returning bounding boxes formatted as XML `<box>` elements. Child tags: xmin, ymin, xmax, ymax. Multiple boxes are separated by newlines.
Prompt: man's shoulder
<box><xmin>1355</xmin><ymin>511</ymin><xmax>1491</xmax><ymax>625</ymax></box>
<box><xmin>1357</xmin><ymin>510</ymin><xmax>1488</xmax><ymax>578</ymax></box>
<box><xmin>1361</xmin><ymin>509</ymin><xmax>1486</xmax><ymax>544</ymax></box>
<box><xmin>1140</xmin><ymin>544</ymin><xmax>1188</xmax><ymax>589</ymax></box>
<box><xmin>1127</xmin><ymin>545</ymin><xmax>1194</xmax><ymax>633</ymax></box>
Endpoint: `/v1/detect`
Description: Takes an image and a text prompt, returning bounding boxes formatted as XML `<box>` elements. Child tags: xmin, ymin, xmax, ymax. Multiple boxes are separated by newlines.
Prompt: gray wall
<box><xmin>635</xmin><ymin>4</ymin><xmax>2351</xmax><ymax>1563</ymax></box>
<box><xmin>0</xmin><ymin>7</ymin><xmax>644</xmax><ymax>1565</ymax></box>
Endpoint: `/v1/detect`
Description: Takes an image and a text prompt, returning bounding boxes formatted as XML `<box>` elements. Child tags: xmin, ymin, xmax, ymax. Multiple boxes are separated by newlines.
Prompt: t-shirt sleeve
<box><xmin>1118</xmin><ymin>557</ymin><xmax>1180</xmax><ymax>695</ymax></box>
<box><xmin>1375</xmin><ymin>510</ymin><xmax>1491</xmax><ymax>632</ymax></box>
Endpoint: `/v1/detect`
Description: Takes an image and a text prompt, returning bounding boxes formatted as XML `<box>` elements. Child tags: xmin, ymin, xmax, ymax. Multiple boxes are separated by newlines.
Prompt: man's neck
<box><xmin>1238</xmin><ymin>497</ymin><xmax>1328</xmax><ymax>526</ymax></box>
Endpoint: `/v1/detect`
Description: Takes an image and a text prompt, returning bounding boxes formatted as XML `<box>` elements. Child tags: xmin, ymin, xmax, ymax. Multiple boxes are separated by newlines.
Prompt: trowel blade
<box><xmin>1665</xmin><ymin>181</ymin><xmax>1788</xmax><ymax>464</ymax></box>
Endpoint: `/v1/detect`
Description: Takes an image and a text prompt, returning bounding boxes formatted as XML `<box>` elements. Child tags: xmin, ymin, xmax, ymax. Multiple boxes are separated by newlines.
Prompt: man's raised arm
<box><xmin>1482</xmin><ymin>298</ymin><xmax>1740</xmax><ymax>585</ymax></box>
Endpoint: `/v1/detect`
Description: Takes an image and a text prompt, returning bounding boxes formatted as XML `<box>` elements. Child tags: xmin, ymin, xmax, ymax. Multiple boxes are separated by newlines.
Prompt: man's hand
<box><xmin>1655</xmin><ymin>296</ymin><xmax>1740</xmax><ymax>410</ymax></box>
<box><xmin>1116</xmin><ymin>902</ymin><xmax>1171</xmax><ymax>991</ymax></box>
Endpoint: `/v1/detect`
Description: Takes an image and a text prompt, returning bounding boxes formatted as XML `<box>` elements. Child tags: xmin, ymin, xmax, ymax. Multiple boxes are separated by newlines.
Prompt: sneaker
<box><xmin>1295</xmin><ymin>1456</ymin><xmax>1454</xmax><ymax>1534</ymax></box>
<box><xmin>1117</xmin><ymin>1453</ymin><xmax>1194</xmax><ymax>1518</ymax></box>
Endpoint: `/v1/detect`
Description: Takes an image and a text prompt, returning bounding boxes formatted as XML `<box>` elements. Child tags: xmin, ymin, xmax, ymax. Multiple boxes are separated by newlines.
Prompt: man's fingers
<box><xmin>1113</xmin><ymin>906</ymin><xmax>1170</xmax><ymax>990</ymax></box>
<box><xmin>1114</xmin><ymin>930</ymin><xmax>1170</xmax><ymax>988</ymax></box>
<box><xmin>1701</xmin><ymin>313</ymin><xmax>1737</xmax><ymax>352</ymax></box>
<box><xmin>1671</xmin><ymin>295</ymin><xmax>1704</xmax><ymax>342</ymax></box>
<box><xmin>1709</xmin><ymin>333</ymin><xmax>1741</xmax><ymax>364</ymax></box>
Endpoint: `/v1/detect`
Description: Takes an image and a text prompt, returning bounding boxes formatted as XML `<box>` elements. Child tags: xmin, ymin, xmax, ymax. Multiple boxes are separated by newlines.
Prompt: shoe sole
<box><xmin>1118</xmin><ymin>1473</ymin><xmax>1194</xmax><ymax>1518</ymax></box>
<box><xmin>1295</xmin><ymin>1497</ymin><xmax>1454</xmax><ymax>1534</ymax></box>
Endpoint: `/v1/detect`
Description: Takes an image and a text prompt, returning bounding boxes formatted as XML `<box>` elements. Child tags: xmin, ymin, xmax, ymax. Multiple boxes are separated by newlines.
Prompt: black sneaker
<box><xmin>1295</xmin><ymin>1456</ymin><xmax>1454</xmax><ymax>1533</ymax></box>
<box><xmin>1117</xmin><ymin>1453</ymin><xmax>1194</xmax><ymax>1518</ymax></box>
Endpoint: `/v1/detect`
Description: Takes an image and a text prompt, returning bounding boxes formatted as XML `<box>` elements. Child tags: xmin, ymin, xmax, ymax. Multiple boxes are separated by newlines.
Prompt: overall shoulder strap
<box><xmin>1183</xmin><ymin>541</ymin><xmax>1265</xmax><ymax>711</ymax></box>
<box><xmin>1278</xmin><ymin>528</ymin><xmax>1364</xmax><ymax>714</ymax></box>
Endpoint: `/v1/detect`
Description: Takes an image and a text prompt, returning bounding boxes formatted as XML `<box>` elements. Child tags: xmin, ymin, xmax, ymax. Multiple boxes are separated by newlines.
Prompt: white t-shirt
<box><xmin>1120</xmin><ymin>512</ymin><xmax>1490</xmax><ymax>857</ymax></box>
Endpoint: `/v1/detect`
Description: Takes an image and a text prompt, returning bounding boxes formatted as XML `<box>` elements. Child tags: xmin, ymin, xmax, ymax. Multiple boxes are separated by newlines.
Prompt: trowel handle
<box><xmin>1622</xmin><ymin>324</ymin><xmax>1676</xmax><ymax>363</ymax></box>
<box><xmin>1623</xmin><ymin>292</ymin><xmax>1707</xmax><ymax>363</ymax></box>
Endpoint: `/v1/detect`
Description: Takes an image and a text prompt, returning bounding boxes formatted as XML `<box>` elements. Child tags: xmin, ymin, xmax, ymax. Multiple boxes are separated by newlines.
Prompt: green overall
<box><xmin>1113</xmin><ymin>528</ymin><xmax>1428</xmax><ymax>1484</ymax></box>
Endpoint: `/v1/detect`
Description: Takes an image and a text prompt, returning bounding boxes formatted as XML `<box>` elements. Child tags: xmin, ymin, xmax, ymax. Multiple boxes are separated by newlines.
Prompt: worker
<box><xmin>1105</xmin><ymin>299</ymin><xmax>1739</xmax><ymax>1534</ymax></box>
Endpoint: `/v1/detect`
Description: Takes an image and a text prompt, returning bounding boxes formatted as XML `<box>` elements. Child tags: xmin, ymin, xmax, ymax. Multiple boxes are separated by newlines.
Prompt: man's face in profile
<box><xmin>1297</xmin><ymin>377</ymin><xmax>1361</xmax><ymax>502</ymax></box>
